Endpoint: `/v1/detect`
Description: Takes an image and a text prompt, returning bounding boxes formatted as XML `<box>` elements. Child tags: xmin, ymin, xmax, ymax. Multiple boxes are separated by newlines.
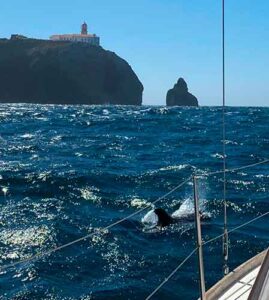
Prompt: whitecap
<box><xmin>230</xmin><ymin>179</ymin><xmax>254</xmax><ymax>186</ymax></box>
<box><xmin>158</xmin><ymin>107</ymin><xmax>169</xmax><ymax>114</ymax></box>
<box><xmin>20</xmin><ymin>133</ymin><xmax>35</xmax><ymax>139</ymax></box>
<box><xmin>211</xmin><ymin>153</ymin><xmax>224</xmax><ymax>159</ymax></box>
<box><xmin>228</xmin><ymin>202</ymin><xmax>242</xmax><ymax>213</ymax></box>
<box><xmin>159</xmin><ymin>164</ymin><xmax>189</xmax><ymax>172</ymax></box>
<box><xmin>50</xmin><ymin>135</ymin><xmax>62</xmax><ymax>143</ymax></box>
<box><xmin>37</xmin><ymin>171</ymin><xmax>51</xmax><ymax>182</ymax></box>
<box><xmin>103</xmin><ymin>109</ymin><xmax>109</xmax><ymax>115</ymax></box>
<box><xmin>80</xmin><ymin>187</ymin><xmax>101</xmax><ymax>204</ymax></box>
<box><xmin>255</xmin><ymin>174</ymin><xmax>267</xmax><ymax>178</ymax></box>
<box><xmin>225</xmin><ymin>140</ymin><xmax>238</xmax><ymax>145</ymax></box>
<box><xmin>130</xmin><ymin>198</ymin><xmax>153</xmax><ymax>209</ymax></box>
<box><xmin>2</xmin><ymin>186</ymin><xmax>8</xmax><ymax>196</ymax></box>
<box><xmin>0</xmin><ymin>112</ymin><xmax>11</xmax><ymax>117</ymax></box>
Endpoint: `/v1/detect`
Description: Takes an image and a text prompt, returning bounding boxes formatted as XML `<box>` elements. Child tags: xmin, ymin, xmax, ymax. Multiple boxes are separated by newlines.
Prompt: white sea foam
<box><xmin>228</xmin><ymin>201</ymin><xmax>242</xmax><ymax>213</ymax></box>
<box><xmin>158</xmin><ymin>107</ymin><xmax>169</xmax><ymax>114</ymax></box>
<box><xmin>159</xmin><ymin>164</ymin><xmax>189</xmax><ymax>172</ymax></box>
<box><xmin>37</xmin><ymin>171</ymin><xmax>51</xmax><ymax>182</ymax></box>
<box><xmin>254</xmin><ymin>174</ymin><xmax>269</xmax><ymax>178</ymax></box>
<box><xmin>0</xmin><ymin>225</ymin><xmax>55</xmax><ymax>262</ymax></box>
<box><xmin>20</xmin><ymin>133</ymin><xmax>35</xmax><ymax>139</ymax></box>
<box><xmin>0</xmin><ymin>112</ymin><xmax>11</xmax><ymax>117</ymax></box>
<box><xmin>230</xmin><ymin>179</ymin><xmax>254</xmax><ymax>188</ymax></box>
<box><xmin>80</xmin><ymin>187</ymin><xmax>101</xmax><ymax>204</ymax></box>
<box><xmin>35</xmin><ymin>117</ymin><xmax>48</xmax><ymax>121</ymax></box>
<box><xmin>2</xmin><ymin>186</ymin><xmax>8</xmax><ymax>196</ymax></box>
<box><xmin>130</xmin><ymin>198</ymin><xmax>153</xmax><ymax>209</ymax></box>
<box><xmin>225</xmin><ymin>140</ymin><xmax>239</xmax><ymax>145</ymax></box>
<box><xmin>102</xmin><ymin>109</ymin><xmax>109</xmax><ymax>115</ymax></box>
<box><xmin>50</xmin><ymin>135</ymin><xmax>62</xmax><ymax>143</ymax></box>
<box><xmin>211</xmin><ymin>153</ymin><xmax>224</xmax><ymax>159</ymax></box>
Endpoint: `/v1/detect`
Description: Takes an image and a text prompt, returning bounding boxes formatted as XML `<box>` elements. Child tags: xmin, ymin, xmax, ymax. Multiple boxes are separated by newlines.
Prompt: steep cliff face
<box><xmin>0</xmin><ymin>39</ymin><xmax>143</xmax><ymax>105</ymax></box>
<box><xmin>166</xmin><ymin>78</ymin><xmax>198</xmax><ymax>106</ymax></box>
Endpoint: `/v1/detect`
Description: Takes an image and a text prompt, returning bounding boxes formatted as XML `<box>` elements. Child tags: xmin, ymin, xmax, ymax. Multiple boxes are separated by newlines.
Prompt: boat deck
<box><xmin>218</xmin><ymin>266</ymin><xmax>260</xmax><ymax>300</ymax></box>
<box><xmin>205</xmin><ymin>250</ymin><xmax>267</xmax><ymax>300</ymax></box>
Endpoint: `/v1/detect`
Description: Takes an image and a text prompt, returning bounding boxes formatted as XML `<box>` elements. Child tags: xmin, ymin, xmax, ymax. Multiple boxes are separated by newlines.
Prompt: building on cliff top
<box><xmin>10</xmin><ymin>34</ymin><xmax>28</xmax><ymax>40</ymax></box>
<box><xmin>50</xmin><ymin>22</ymin><xmax>100</xmax><ymax>46</ymax></box>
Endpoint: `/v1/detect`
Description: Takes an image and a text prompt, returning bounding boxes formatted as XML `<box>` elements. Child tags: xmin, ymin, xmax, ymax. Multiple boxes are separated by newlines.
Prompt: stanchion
<box><xmin>193</xmin><ymin>175</ymin><xmax>206</xmax><ymax>300</ymax></box>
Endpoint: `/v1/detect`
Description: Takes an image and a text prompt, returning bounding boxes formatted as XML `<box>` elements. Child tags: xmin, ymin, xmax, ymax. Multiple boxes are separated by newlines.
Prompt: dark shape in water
<box><xmin>154</xmin><ymin>208</ymin><xmax>174</xmax><ymax>227</ymax></box>
<box><xmin>166</xmin><ymin>77</ymin><xmax>198</xmax><ymax>106</ymax></box>
<box><xmin>154</xmin><ymin>208</ymin><xmax>211</xmax><ymax>228</ymax></box>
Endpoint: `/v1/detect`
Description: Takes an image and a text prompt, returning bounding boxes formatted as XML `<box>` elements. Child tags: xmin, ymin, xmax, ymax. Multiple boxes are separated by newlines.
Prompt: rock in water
<box><xmin>166</xmin><ymin>78</ymin><xmax>198</xmax><ymax>106</ymax></box>
<box><xmin>0</xmin><ymin>39</ymin><xmax>143</xmax><ymax>105</ymax></box>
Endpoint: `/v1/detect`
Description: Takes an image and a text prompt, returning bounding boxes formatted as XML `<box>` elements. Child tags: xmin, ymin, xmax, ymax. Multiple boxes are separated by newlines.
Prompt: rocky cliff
<box><xmin>166</xmin><ymin>78</ymin><xmax>198</xmax><ymax>106</ymax></box>
<box><xmin>0</xmin><ymin>39</ymin><xmax>143</xmax><ymax>105</ymax></box>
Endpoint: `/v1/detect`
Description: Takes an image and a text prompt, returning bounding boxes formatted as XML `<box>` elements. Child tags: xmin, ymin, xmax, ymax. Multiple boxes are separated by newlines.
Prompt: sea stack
<box><xmin>166</xmin><ymin>78</ymin><xmax>198</xmax><ymax>106</ymax></box>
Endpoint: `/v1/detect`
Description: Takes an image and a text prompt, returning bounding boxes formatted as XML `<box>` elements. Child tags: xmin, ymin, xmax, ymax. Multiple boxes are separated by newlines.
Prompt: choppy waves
<box><xmin>0</xmin><ymin>104</ymin><xmax>268</xmax><ymax>299</ymax></box>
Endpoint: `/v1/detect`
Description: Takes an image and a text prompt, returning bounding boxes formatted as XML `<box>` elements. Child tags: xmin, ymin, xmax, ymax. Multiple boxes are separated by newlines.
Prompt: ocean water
<box><xmin>0</xmin><ymin>104</ymin><xmax>268</xmax><ymax>300</ymax></box>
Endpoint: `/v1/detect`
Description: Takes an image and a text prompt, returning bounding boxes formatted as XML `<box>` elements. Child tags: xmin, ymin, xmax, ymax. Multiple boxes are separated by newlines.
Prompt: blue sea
<box><xmin>0</xmin><ymin>104</ymin><xmax>268</xmax><ymax>300</ymax></box>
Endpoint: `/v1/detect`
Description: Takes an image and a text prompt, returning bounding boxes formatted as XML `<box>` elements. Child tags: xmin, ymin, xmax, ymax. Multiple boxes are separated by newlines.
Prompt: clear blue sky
<box><xmin>1</xmin><ymin>0</ymin><xmax>268</xmax><ymax>106</ymax></box>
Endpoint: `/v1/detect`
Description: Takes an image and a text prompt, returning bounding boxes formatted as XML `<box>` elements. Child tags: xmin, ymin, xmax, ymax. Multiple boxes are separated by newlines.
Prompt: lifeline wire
<box><xmin>0</xmin><ymin>176</ymin><xmax>192</xmax><ymax>272</ymax></box>
<box><xmin>145</xmin><ymin>210</ymin><xmax>269</xmax><ymax>300</ymax></box>
<box><xmin>145</xmin><ymin>248</ymin><xmax>198</xmax><ymax>300</ymax></box>
<box><xmin>202</xmin><ymin>210</ymin><xmax>269</xmax><ymax>247</ymax></box>
<box><xmin>197</xmin><ymin>158</ymin><xmax>269</xmax><ymax>177</ymax></box>
<box><xmin>1</xmin><ymin>158</ymin><xmax>268</xmax><ymax>272</ymax></box>
<box><xmin>1</xmin><ymin>157</ymin><xmax>268</xmax><ymax>272</ymax></box>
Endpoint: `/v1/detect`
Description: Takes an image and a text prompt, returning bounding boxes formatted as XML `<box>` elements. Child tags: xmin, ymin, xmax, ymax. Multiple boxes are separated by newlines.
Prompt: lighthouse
<box><xmin>81</xmin><ymin>22</ymin><xmax>88</xmax><ymax>35</ymax></box>
<box><xmin>50</xmin><ymin>22</ymin><xmax>100</xmax><ymax>46</ymax></box>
